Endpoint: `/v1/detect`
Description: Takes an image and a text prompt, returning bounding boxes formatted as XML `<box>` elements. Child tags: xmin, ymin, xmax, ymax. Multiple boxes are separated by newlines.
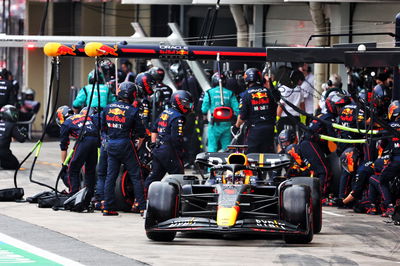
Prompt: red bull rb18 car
<box><xmin>145</xmin><ymin>147</ymin><xmax>322</xmax><ymax>244</ymax></box>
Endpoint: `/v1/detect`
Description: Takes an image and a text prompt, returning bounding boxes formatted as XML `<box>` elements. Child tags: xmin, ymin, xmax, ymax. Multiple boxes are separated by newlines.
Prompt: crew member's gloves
<box><xmin>231</xmin><ymin>125</ymin><xmax>240</xmax><ymax>136</ymax></box>
<box><xmin>300</xmin><ymin>115</ymin><xmax>307</xmax><ymax>125</ymax></box>
<box><xmin>274</xmin><ymin>116</ymin><xmax>280</xmax><ymax>133</ymax></box>
<box><xmin>149</xmin><ymin>142</ymin><xmax>156</xmax><ymax>150</ymax></box>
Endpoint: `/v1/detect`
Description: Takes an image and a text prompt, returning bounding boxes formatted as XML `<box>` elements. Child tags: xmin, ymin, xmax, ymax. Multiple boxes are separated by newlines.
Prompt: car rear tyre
<box><xmin>145</xmin><ymin>182</ymin><xmax>178</xmax><ymax>241</ymax></box>
<box><xmin>284</xmin><ymin>177</ymin><xmax>322</xmax><ymax>233</ymax></box>
<box><xmin>114</xmin><ymin>171</ymin><xmax>135</xmax><ymax>211</ymax></box>
<box><xmin>281</xmin><ymin>184</ymin><xmax>313</xmax><ymax>244</ymax></box>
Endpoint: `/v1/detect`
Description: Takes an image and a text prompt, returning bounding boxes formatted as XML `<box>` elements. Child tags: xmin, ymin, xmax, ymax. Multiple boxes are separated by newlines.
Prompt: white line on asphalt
<box><xmin>0</xmin><ymin>232</ymin><xmax>84</xmax><ymax>266</ymax></box>
<box><xmin>322</xmin><ymin>210</ymin><xmax>345</xmax><ymax>217</ymax></box>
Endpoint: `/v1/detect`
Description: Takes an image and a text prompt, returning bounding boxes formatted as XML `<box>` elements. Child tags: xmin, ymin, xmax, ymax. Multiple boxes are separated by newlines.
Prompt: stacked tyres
<box><xmin>145</xmin><ymin>182</ymin><xmax>178</xmax><ymax>241</ymax></box>
<box><xmin>280</xmin><ymin>184</ymin><xmax>313</xmax><ymax>244</ymax></box>
<box><xmin>283</xmin><ymin>177</ymin><xmax>322</xmax><ymax>233</ymax></box>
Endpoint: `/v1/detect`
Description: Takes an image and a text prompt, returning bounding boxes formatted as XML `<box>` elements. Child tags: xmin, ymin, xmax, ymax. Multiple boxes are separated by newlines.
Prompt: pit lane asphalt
<box><xmin>0</xmin><ymin>140</ymin><xmax>399</xmax><ymax>266</ymax></box>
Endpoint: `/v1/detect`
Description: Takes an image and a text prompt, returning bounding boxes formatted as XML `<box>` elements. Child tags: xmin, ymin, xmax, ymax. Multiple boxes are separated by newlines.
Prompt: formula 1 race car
<box><xmin>144</xmin><ymin>146</ymin><xmax>322</xmax><ymax>244</ymax></box>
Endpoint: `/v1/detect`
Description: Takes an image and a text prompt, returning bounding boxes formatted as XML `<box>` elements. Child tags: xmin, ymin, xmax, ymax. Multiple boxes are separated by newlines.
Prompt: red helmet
<box><xmin>148</xmin><ymin>67</ymin><xmax>165</xmax><ymax>83</ymax></box>
<box><xmin>325</xmin><ymin>93</ymin><xmax>351</xmax><ymax>115</ymax></box>
<box><xmin>340</xmin><ymin>147</ymin><xmax>359</xmax><ymax>173</ymax></box>
<box><xmin>388</xmin><ymin>100</ymin><xmax>400</xmax><ymax>122</ymax></box>
<box><xmin>135</xmin><ymin>72</ymin><xmax>155</xmax><ymax>96</ymax></box>
<box><xmin>55</xmin><ymin>105</ymin><xmax>73</xmax><ymax>126</ymax></box>
<box><xmin>171</xmin><ymin>90</ymin><xmax>194</xmax><ymax>114</ymax></box>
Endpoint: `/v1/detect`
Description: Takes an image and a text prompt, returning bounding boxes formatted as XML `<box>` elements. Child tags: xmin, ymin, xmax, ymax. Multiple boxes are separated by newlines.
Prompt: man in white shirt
<box><xmin>299</xmin><ymin>63</ymin><xmax>314</xmax><ymax>122</ymax></box>
<box><xmin>276</xmin><ymin>70</ymin><xmax>305</xmax><ymax>134</ymax></box>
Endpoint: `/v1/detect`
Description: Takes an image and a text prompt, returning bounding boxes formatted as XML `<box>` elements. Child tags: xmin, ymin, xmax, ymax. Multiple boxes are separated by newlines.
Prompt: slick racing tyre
<box><xmin>284</xmin><ymin>177</ymin><xmax>322</xmax><ymax>234</ymax></box>
<box><xmin>281</xmin><ymin>184</ymin><xmax>313</xmax><ymax>244</ymax></box>
<box><xmin>114</xmin><ymin>171</ymin><xmax>135</xmax><ymax>211</ymax></box>
<box><xmin>145</xmin><ymin>182</ymin><xmax>178</xmax><ymax>241</ymax></box>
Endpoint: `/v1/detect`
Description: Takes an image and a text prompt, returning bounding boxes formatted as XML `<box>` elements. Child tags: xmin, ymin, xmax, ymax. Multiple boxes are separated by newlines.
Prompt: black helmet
<box><xmin>117</xmin><ymin>81</ymin><xmax>142</xmax><ymax>104</ymax></box>
<box><xmin>135</xmin><ymin>72</ymin><xmax>155</xmax><ymax>96</ymax></box>
<box><xmin>325</xmin><ymin>93</ymin><xmax>351</xmax><ymax>115</ymax></box>
<box><xmin>278</xmin><ymin>129</ymin><xmax>297</xmax><ymax>150</ymax></box>
<box><xmin>340</xmin><ymin>147</ymin><xmax>359</xmax><ymax>173</ymax></box>
<box><xmin>55</xmin><ymin>105</ymin><xmax>73</xmax><ymax>126</ymax></box>
<box><xmin>170</xmin><ymin>63</ymin><xmax>185</xmax><ymax>83</ymax></box>
<box><xmin>171</xmin><ymin>90</ymin><xmax>194</xmax><ymax>114</ymax></box>
<box><xmin>0</xmin><ymin>105</ymin><xmax>18</xmax><ymax>122</ymax></box>
<box><xmin>372</xmin><ymin>84</ymin><xmax>391</xmax><ymax>111</ymax></box>
<box><xmin>388</xmin><ymin>100</ymin><xmax>400</xmax><ymax>122</ymax></box>
<box><xmin>285</xmin><ymin>144</ymin><xmax>303</xmax><ymax>166</ymax></box>
<box><xmin>244</xmin><ymin>68</ymin><xmax>262</xmax><ymax>85</ymax></box>
<box><xmin>148</xmin><ymin>67</ymin><xmax>165</xmax><ymax>83</ymax></box>
<box><xmin>88</xmin><ymin>69</ymin><xmax>105</xmax><ymax>85</ymax></box>
<box><xmin>211</xmin><ymin>72</ymin><xmax>226</xmax><ymax>88</ymax></box>
<box><xmin>100</xmin><ymin>60</ymin><xmax>116</xmax><ymax>82</ymax></box>
<box><xmin>22</xmin><ymin>88</ymin><xmax>35</xmax><ymax>101</ymax></box>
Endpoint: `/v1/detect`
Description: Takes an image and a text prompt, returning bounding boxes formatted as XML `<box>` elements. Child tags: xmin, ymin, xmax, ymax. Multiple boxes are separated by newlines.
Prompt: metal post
<box><xmin>393</xmin><ymin>13</ymin><xmax>400</xmax><ymax>100</ymax></box>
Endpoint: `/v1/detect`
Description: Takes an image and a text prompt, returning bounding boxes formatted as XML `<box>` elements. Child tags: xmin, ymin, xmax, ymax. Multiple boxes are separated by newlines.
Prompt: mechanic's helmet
<box><xmin>211</xmin><ymin>72</ymin><xmax>226</xmax><ymax>88</ymax></box>
<box><xmin>55</xmin><ymin>105</ymin><xmax>73</xmax><ymax>126</ymax></box>
<box><xmin>285</xmin><ymin>144</ymin><xmax>303</xmax><ymax>165</ymax></box>
<box><xmin>170</xmin><ymin>90</ymin><xmax>194</xmax><ymax>114</ymax></box>
<box><xmin>278</xmin><ymin>129</ymin><xmax>297</xmax><ymax>150</ymax></box>
<box><xmin>243</xmin><ymin>68</ymin><xmax>262</xmax><ymax>85</ymax></box>
<box><xmin>170</xmin><ymin>63</ymin><xmax>185</xmax><ymax>83</ymax></box>
<box><xmin>0</xmin><ymin>105</ymin><xmax>18</xmax><ymax>122</ymax></box>
<box><xmin>88</xmin><ymin>69</ymin><xmax>105</xmax><ymax>85</ymax></box>
<box><xmin>148</xmin><ymin>67</ymin><xmax>165</xmax><ymax>83</ymax></box>
<box><xmin>388</xmin><ymin>100</ymin><xmax>400</xmax><ymax>122</ymax></box>
<box><xmin>0</xmin><ymin>68</ymin><xmax>9</xmax><ymax>79</ymax></box>
<box><xmin>79</xmin><ymin>107</ymin><xmax>98</xmax><ymax>116</ymax></box>
<box><xmin>117</xmin><ymin>81</ymin><xmax>142</xmax><ymax>104</ymax></box>
<box><xmin>325</xmin><ymin>93</ymin><xmax>351</xmax><ymax>115</ymax></box>
<box><xmin>135</xmin><ymin>72</ymin><xmax>155</xmax><ymax>96</ymax></box>
<box><xmin>99</xmin><ymin>60</ymin><xmax>115</xmax><ymax>81</ymax></box>
<box><xmin>340</xmin><ymin>147</ymin><xmax>360</xmax><ymax>173</ymax></box>
<box><xmin>372</xmin><ymin>84</ymin><xmax>391</xmax><ymax>111</ymax></box>
<box><xmin>22</xmin><ymin>88</ymin><xmax>35</xmax><ymax>101</ymax></box>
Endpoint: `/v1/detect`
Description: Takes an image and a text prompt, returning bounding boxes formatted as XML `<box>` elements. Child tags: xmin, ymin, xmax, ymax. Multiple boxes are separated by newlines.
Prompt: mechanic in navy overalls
<box><xmin>144</xmin><ymin>90</ymin><xmax>194</xmax><ymax>189</ymax></box>
<box><xmin>101</xmin><ymin>81</ymin><xmax>145</xmax><ymax>216</ymax></box>
<box><xmin>233</xmin><ymin>68</ymin><xmax>277</xmax><ymax>153</ymax></box>
<box><xmin>57</xmin><ymin>106</ymin><xmax>99</xmax><ymax>198</ymax></box>
<box><xmin>361</xmin><ymin>100</ymin><xmax>400</xmax><ymax>217</ymax></box>
<box><xmin>303</xmin><ymin>93</ymin><xmax>351</xmax><ymax>197</ymax></box>
<box><xmin>135</xmin><ymin>72</ymin><xmax>156</xmax><ymax>129</ymax></box>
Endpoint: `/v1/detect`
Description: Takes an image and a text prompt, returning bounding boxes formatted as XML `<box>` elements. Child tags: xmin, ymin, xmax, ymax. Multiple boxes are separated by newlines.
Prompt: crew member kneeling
<box><xmin>0</xmin><ymin>105</ymin><xmax>27</xmax><ymax>169</ymax></box>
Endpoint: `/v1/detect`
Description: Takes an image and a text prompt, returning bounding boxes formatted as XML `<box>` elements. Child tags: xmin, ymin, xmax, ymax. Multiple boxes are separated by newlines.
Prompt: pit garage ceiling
<box><xmin>121</xmin><ymin>0</ymin><xmax>284</xmax><ymax>4</ymax></box>
<box><xmin>122</xmin><ymin>0</ymin><xmax>400</xmax><ymax>4</ymax></box>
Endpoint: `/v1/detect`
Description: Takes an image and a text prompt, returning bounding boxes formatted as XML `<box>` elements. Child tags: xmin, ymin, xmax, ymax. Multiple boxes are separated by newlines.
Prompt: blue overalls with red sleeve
<box><xmin>59</xmin><ymin>114</ymin><xmax>99</xmax><ymax>197</ymax></box>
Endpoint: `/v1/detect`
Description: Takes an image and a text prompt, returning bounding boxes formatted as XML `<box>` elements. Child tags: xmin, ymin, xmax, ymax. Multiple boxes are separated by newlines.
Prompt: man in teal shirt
<box><xmin>201</xmin><ymin>73</ymin><xmax>239</xmax><ymax>152</ymax></box>
<box><xmin>72</xmin><ymin>70</ymin><xmax>116</xmax><ymax>113</ymax></box>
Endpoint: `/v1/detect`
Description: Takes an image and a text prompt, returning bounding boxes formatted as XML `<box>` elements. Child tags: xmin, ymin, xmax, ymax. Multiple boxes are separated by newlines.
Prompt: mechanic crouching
<box><xmin>57</xmin><ymin>106</ymin><xmax>99</xmax><ymax>198</ymax></box>
<box><xmin>0</xmin><ymin>105</ymin><xmax>27</xmax><ymax>169</ymax></box>
<box><xmin>101</xmin><ymin>82</ymin><xmax>145</xmax><ymax>216</ymax></box>
<box><xmin>144</xmin><ymin>90</ymin><xmax>194</xmax><ymax>189</ymax></box>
